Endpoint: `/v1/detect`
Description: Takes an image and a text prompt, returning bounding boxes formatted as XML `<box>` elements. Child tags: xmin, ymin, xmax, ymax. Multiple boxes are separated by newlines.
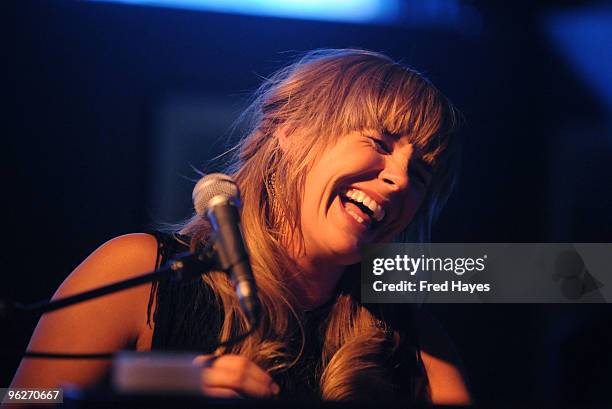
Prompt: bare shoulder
<box><xmin>51</xmin><ymin>232</ymin><xmax>160</xmax><ymax>342</ymax></box>
<box><xmin>417</xmin><ymin>309</ymin><xmax>472</xmax><ymax>405</ymax></box>
<box><xmin>10</xmin><ymin>233</ymin><xmax>159</xmax><ymax>388</ymax></box>
<box><xmin>62</xmin><ymin>233</ymin><xmax>158</xmax><ymax>288</ymax></box>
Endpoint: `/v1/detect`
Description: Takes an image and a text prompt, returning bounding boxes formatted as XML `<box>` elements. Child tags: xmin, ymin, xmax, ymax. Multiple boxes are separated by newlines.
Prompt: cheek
<box><xmin>299</xmin><ymin>167</ymin><xmax>329</xmax><ymax>228</ymax></box>
<box><xmin>383</xmin><ymin>188</ymin><xmax>427</xmax><ymax>239</ymax></box>
<box><xmin>403</xmin><ymin>188</ymin><xmax>427</xmax><ymax>223</ymax></box>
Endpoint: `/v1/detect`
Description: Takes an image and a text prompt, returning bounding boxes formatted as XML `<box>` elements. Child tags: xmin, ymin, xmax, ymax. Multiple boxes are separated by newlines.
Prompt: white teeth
<box><xmin>343</xmin><ymin>188</ymin><xmax>386</xmax><ymax>222</ymax></box>
<box><xmin>346</xmin><ymin>209</ymin><xmax>365</xmax><ymax>224</ymax></box>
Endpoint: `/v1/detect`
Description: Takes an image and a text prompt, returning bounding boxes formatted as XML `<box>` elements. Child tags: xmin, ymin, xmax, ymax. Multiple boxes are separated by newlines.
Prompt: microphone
<box><xmin>193</xmin><ymin>173</ymin><xmax>261</xmax><ymax>329</ymax></box>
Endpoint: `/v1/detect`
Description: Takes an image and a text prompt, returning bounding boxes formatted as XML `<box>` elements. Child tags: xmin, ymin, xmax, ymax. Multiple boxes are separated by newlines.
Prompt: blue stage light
<box><xmin>91</xmin><ymin>0</ymin><xmax>400</xmax><ymax>24</ymax></box>
<box><xmin>546</xmin><ymin>6</ymin><xmax>612</xmax><ymax>114</ymax></box>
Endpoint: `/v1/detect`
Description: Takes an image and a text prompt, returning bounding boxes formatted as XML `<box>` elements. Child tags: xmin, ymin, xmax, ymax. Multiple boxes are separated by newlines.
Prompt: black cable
<box><xmin>21</xmin><ymin>351</ymin><xmax>114</xmax><ymax>359</ymax></box>
<box><xmin>10</xmin><ymin>318</ymin><xmax>259</xmax><ymax>360</ymax></box>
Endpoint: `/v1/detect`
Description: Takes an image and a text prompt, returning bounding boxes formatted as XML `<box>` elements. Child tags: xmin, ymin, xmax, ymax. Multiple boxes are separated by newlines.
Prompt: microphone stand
<box><xmin>8</xmin><ymin>250</ymin><xmax>217</xmax><ymax>317</ymax></box>
<box><xmin>2</xmin><ymin>245</ymin><xmax>261</xmax><ymax>359</ymax></box>
<box><xmin>0</xmin><ymin>249</ymin><xmax>223</xmax><ymax>359</ymax></box>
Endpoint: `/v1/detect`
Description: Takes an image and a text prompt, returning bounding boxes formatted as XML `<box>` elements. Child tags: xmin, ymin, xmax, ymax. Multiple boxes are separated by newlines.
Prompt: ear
<box><xmin>274</xmin><ymin>124</ymin><xmax>292</xmax><ymax>153</ymax></box>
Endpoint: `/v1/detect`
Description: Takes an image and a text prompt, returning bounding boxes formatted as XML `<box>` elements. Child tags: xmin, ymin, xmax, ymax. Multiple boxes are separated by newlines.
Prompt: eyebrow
<box><xmin>382</xmin><ymin>132</ymin><xmax>433</xmax><ymax>168</ymax></box>
<box><xmin>375</xmin><ymin>128</ymin><xmax>435</xmax><ymax>172</ymax></box>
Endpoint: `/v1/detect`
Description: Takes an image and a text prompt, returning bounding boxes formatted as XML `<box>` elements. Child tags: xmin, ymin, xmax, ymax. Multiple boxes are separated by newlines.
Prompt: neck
<box><xmin>289</xmin><ymin>255</ymin><xmax>345</xmax><ymax>310</ymax></box>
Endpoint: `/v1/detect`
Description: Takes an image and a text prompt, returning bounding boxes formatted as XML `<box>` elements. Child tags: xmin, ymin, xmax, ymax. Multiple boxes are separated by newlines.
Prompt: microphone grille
<box><xmin>193</xmin><ymin>173</ymin><xmax>240</xmax><ymax>215</ymax></box>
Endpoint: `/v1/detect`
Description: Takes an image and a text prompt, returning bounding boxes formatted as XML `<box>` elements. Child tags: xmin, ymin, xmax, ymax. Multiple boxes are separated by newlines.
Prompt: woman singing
<box><xmin>11</xmin><ymin>49</ymin><xmax>471</xmax><ymax>405</ymax></box>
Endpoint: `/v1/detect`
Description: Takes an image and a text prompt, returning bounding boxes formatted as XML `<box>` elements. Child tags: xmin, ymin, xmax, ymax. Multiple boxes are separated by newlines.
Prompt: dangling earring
<box><xmin>267</xmin><ymin>172</ymin><xmax>278</xmax><ymax>202</ymax></box>
<box><xmin>266</xmin><ymin>172</ymin><xmax>284</xmax><ymax>228</ymax></box>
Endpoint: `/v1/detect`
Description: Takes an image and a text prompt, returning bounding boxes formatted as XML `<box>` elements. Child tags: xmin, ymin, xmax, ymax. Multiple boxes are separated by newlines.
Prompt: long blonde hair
<box><xmin>180</xmin><ymin>49</ymin><xmax>459</xmax><ymax>401</ymax></box>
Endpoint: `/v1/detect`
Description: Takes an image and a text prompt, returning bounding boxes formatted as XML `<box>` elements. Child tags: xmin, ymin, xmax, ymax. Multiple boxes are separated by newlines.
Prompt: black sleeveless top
<box><xmin>147</xmin><ymin>232</ymin><xmax>428</xmax><ymax>403</ymax></box>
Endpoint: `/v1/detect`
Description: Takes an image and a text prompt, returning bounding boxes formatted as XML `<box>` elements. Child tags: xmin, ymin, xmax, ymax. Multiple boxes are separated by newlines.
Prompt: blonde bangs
<box><xmin>257</xmin><ymin>50</ymin><xmax>457</xmax><ymax>176</ymax></box>
<box><xmin>297</xmin><ymin>60</ymin><xmax>457</xmax><ymax>171</ymax></box>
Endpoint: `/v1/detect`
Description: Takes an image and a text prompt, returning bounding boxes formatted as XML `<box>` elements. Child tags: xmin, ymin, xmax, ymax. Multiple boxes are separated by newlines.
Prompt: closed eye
<box><xmin>368</xmin><ymin>136</ymin><xmax>392</xmax><ymax>154</ymax></box>
<box><xmin>409</xmin><ymin>161</ymin><xmax>432</xmax><ymax>188</ymax></box>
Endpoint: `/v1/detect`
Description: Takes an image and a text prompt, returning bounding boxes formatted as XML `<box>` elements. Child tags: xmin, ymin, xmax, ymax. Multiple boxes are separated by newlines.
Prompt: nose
<box><xmin>379</xmin><ymin>156</ymin><xmax>409</xmax><ymax>192</ymax></box>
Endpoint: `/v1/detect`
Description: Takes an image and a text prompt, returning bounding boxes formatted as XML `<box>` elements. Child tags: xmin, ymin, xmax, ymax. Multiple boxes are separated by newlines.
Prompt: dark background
<box><xmin>5</xmin><ymin>0</ymin><xmax>612</xmax><ymax>405</ymax></box>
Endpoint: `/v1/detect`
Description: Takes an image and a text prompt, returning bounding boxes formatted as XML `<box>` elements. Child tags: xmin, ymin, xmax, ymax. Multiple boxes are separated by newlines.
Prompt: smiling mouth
<box><xmin>338</xmin><ymin>187</ymin><xmax>386</xmax><ymax>229</ymax></box>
